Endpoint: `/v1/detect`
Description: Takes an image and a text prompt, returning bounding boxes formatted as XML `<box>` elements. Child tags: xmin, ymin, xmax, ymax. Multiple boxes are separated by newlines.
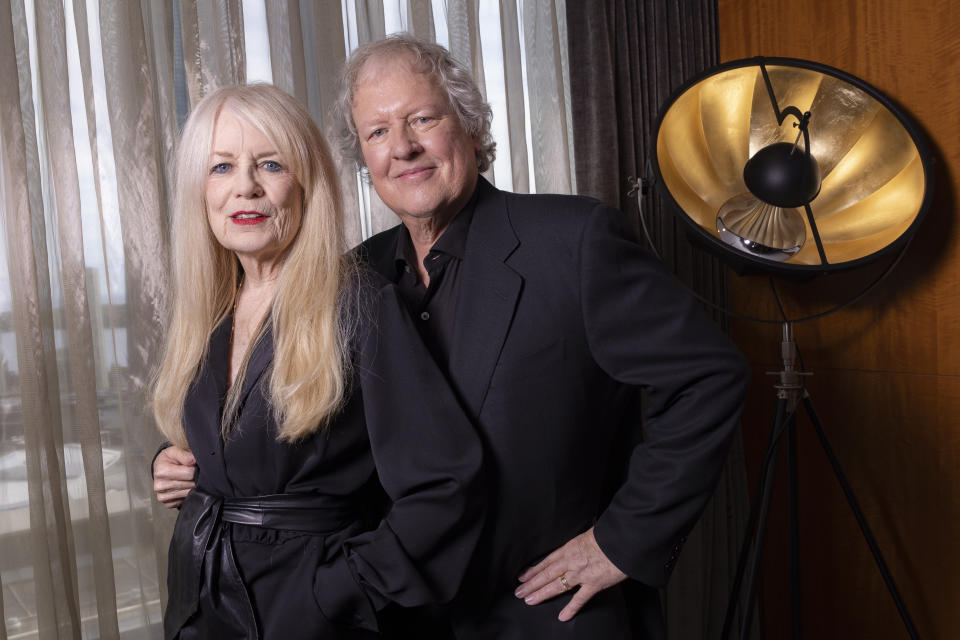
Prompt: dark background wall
<box><xmin>717</xmin><ymin>0</ymin><xmax>959</xmax><ymax>637</ymax></box>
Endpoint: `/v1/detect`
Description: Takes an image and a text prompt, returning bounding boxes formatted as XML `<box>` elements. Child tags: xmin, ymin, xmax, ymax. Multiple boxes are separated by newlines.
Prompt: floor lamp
<box><xmin>646</xmin><ymin>56</ymin><xmax>934</xmax><ymax>639</ymax></box>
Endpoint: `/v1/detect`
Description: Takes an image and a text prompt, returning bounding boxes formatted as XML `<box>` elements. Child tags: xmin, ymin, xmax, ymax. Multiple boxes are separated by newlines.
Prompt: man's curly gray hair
<box><xmin>330</xmin><ymin>33</ymin><xmax>496</xmax><ymax>173</ymax></box>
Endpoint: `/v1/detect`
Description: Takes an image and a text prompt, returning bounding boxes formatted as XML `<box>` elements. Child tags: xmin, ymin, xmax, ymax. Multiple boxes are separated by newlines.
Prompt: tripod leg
<box><xmin>740</xmin><ymin>402</ymin><xmax>796</xmax><ymax>640</ymax></box>
<box><xmin>787</xmin><ymin>418</ymin><xmax>801</xmax><ymax>640</ymax></box>
<box><xmin>722</xmin><ymin>397</ymin><xmax>790</xmax><ymax>640</ymax></box>
<box><xmin>801</xmin><ymin>394</ymin><xmax>920</xmax><ymax>640</ymax></box>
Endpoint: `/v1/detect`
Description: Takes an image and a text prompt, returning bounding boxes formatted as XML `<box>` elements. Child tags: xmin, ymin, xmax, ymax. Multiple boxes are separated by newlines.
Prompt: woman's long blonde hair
<box><xmin>152</xmin><ymin>84</ymin><xmax>355</xmax><ymax>448</ymax></box>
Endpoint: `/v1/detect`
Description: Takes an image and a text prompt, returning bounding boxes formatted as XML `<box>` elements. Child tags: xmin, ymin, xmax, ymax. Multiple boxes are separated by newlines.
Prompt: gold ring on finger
<box><xmin>559</xmin><ymin>574</ymin><xmax>571</xmax><ymax>591</ymax></box>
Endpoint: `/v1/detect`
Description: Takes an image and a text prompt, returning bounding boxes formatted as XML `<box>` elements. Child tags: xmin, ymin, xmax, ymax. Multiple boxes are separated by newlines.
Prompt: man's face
<box><xmin>351</xmin><ymin>57</ymin><xmax>480</xmax><ymax>225</ymax></box>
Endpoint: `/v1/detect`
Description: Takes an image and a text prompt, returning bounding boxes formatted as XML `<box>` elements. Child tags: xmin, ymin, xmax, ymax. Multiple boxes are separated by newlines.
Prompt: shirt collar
<box><xmin>393</xmin><ymin>182</ymin><xmax>480</xmax><ymax>277</ymax></box>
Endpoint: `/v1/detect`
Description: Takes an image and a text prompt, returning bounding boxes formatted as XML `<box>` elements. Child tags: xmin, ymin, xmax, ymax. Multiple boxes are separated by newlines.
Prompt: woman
<box><xmin>151</xmin><ymin>84</ymin><xmax>483</xmax><ymax>639</ymax></box>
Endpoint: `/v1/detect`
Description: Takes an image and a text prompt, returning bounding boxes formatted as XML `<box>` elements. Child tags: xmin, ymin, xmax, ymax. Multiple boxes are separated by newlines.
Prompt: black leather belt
<box><xmin>219</xmin><ymin>492</ymin><xmax>358</xmax><ymax>532</ymax></box>
<box><xmin>164</xmin><ymin>489</ymin><xmax>357</xmax><ymax>640</ymax></box>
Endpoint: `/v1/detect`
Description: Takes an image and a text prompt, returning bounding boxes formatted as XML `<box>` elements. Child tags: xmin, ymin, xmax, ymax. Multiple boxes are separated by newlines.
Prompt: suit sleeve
<box><xmin>581</xmin><ymin>203</ymin><xmax>750</xmax><ymax>588</ymax></box>
<box><xmin>312</xmin><ymin>284</ymin><xmax>485</xmax><ymax>631</ymax></box>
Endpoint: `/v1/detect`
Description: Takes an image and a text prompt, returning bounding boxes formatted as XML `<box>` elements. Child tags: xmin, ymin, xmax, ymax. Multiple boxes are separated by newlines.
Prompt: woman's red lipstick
<box><xmin>230</xmin><ymin>211</ymin><xmax>268</xmax><ymax>226</ymax></box>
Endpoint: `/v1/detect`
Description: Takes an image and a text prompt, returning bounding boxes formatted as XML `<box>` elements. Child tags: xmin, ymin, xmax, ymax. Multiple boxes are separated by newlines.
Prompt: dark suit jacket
<box><xmin>165</xmin><ymin>278</ymin><xmax>485</xmax><ymax>639</ymax></box>
<box><xmin>359</xmin><ymin>178</ymin><xmax>749</xmax><ymax>639</ymax></box>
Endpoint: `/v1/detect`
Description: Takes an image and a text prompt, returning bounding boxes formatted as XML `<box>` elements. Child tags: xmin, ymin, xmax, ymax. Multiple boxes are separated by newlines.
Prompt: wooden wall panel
<box><xmin>718</xmin><ymin>0</ymin><xmax>960</xmax><ymax>637</ymax></box>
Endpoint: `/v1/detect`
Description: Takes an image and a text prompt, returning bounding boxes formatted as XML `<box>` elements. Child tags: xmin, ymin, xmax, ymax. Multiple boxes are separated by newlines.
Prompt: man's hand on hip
<box><xmin>514</xmin><ymin>527</ymin><xmax>628</xmax><ymax>621</ymax></box>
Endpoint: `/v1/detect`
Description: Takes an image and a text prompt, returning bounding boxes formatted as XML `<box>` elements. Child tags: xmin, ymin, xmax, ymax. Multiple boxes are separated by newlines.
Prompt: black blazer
<box><xmin>360</xmin><ymin>178</ymin><xmax>749</xmax><ymax>639</ymax></box>
<box><xmin>165</xmin><ymin>278</ymin><xmax>485</xmax><ymax>639</ymax></box>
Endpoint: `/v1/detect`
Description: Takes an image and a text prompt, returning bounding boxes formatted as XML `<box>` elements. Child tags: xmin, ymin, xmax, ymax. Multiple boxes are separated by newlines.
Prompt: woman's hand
<box><xmin>153</xmin><ymin>445</ymin><xmax>197</xmax><ymax>509</ymax></box>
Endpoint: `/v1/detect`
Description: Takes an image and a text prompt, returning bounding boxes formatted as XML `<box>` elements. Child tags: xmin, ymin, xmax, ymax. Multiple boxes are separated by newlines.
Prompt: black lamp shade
<box><xmin>652</xmin><ymin>57</ymin><xmax>934</xmax><ymax>276</ymax></box>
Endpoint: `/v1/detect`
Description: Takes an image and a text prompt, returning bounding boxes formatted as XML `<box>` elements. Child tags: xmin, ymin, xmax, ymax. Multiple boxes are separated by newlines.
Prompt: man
<box><xmin>340</xmin><ymin>34</ymin><xmax>748</xmax><ymax>639</ymax></box>
<box><xmin>155</xmin><ymin>34</ymin><xmax>749</xmax><ymax>639</ymax></box>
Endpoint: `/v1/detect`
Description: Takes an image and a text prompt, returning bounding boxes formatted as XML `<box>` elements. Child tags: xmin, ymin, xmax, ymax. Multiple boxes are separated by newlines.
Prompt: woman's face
<box><xmin>204</xmin><ymin>108</ymin><xmax>303</xmax><ymax>273</ymax></box>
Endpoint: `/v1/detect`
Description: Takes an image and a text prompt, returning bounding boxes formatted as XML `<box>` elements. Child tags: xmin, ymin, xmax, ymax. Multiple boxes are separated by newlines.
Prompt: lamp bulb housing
<box><xmin>744</xmin><ymin>141</ymin><xmax>822</xmax><ymax>208</ymax></box>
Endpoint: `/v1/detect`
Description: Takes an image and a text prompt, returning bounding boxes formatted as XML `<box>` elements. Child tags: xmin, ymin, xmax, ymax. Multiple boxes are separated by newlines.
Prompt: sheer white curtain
<box><xmin>0</xmin><ymin>0</ymin><xmax>574</xmax><ymax>637</ymax></box>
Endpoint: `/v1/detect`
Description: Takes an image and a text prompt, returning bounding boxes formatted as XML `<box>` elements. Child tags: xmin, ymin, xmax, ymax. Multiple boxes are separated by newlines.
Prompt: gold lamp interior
<box><xmin>656</xmin><ymin>63</ymin><xmax>927</xmax><ymax>267</ymax></box>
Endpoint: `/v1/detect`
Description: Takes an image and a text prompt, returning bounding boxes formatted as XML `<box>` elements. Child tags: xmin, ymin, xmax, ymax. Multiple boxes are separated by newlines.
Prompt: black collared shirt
<box><xmin>393</xmin><ymin>194</ymin><xmax>477</xmax><ymax>372</ymax></box>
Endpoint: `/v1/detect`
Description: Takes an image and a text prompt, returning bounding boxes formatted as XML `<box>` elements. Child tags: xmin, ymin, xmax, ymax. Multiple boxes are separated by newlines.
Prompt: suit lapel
<box><xmin>448</xmin><ymin>179</ymin><xmax>521</xmax><ymax>417</ymax></box>
<box><xmin>184</xmin><ymin>313</ymin><xmax>275</xmax><ymax>494</ymax></box>
<box><xmin>184</xmin><ymin>317</ymin><xmax>232</xmax><ymax>491</ymax></box>
<box><xmin>362</xmin><ymin>227</ymin><xmax>402</xmax><ymax>281</ymax></box>
<box><xmin>238</xmin><ymin>318</ymin><xmax>274</xmax><ymax>405</ymax></box>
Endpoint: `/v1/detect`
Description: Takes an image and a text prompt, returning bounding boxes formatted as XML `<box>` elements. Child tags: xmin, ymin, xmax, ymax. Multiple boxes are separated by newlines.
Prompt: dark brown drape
<box><xmin>565</xmin><ymin>2</ymin><xmax>756</xmax><ymax>638</ymax></box>
<box><xmin>565</xmin><ymin>0</ymin><xmax>725</xmax><ymax>302</ymax></box>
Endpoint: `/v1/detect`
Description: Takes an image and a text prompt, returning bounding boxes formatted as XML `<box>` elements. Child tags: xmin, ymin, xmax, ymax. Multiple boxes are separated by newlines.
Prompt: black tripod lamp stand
<box><xmin>720</xmin><ymin>317</ymin><xmax>918</xmax><ymax>640</ymax></box>
<box><xmin>647</xmin><ymin>57</ymin><xmax>934</xmax><ymax>639</ymax></box>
